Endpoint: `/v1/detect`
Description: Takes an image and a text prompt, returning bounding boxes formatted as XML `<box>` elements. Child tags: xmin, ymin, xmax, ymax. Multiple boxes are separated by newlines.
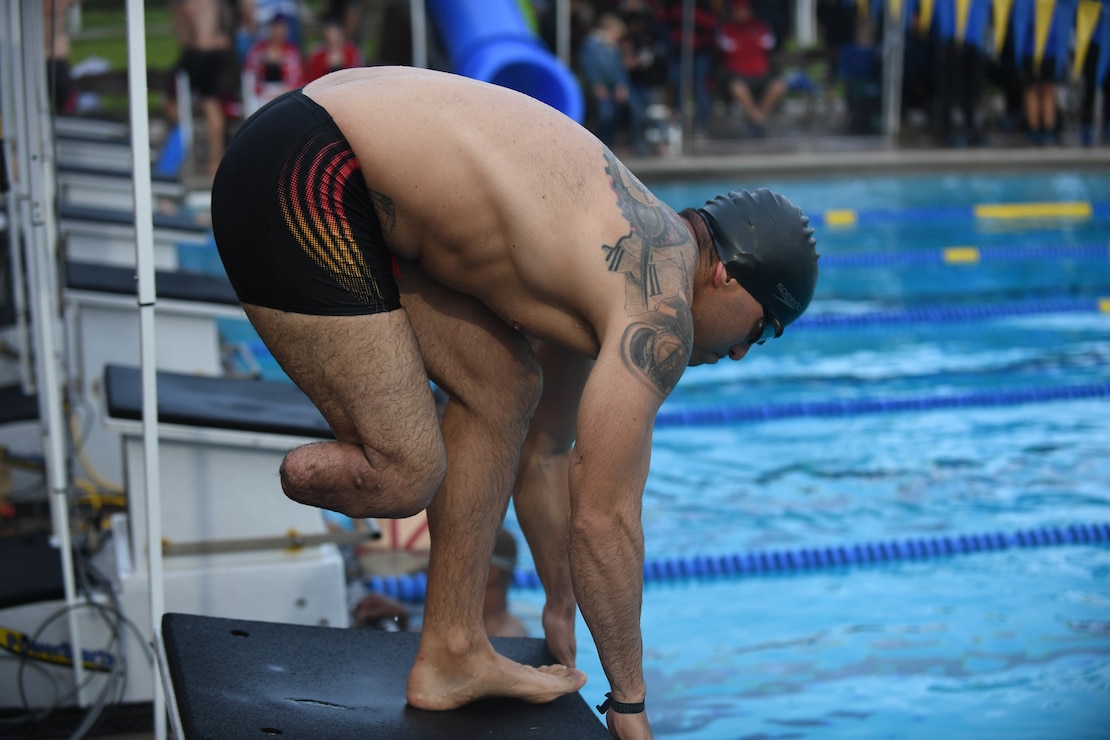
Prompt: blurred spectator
<box><xmin>577</xmin><ymin>12</ymin><xmax>630</xmax><ymax>146</ymax></box>
<box><xmin>43</xmin><ymin>0</ymin><xmax>78</xmax><ymax>114</ymax></box>
<box><xmin>1079</xmin><ymin>39</ymin><xmax>1109</xmax><ymax>146</ymax></box>
<box><xmin>243</xmin><ymin>13</ymin><xmax>304</xmax><ymax>110</ymax></box>
<box><xmin>619</xmin><ymin>0</ymin><xmax>667</xmax><ymax>154</ymax></box>
<box><xmin>816</xmin><ymin>0</ymin><xmax>857</xmax><ymax>93</ymax></box>
<box><xmin>901</xmin><ymin>7</ymin><xmax>937</xmax><ymax>124</ymax></box>
<box><xmin>368</xmin><ymin>1</ymin><xmax>414</xmax><ymax>66</ymax></box>
<box><xmin>1018</xmin><ymin>11</ymin><xmax>1061</xmax><ymax>145</ymax></box>
<box><xmin>935</xmin><ymin>34</ymin><xmax>986</xmax><ymax>145</ymax></box>
<box><xmin>537</xmin><ymin>0</ymin><xmax>598</xmax><ymax>64</ymax></box>
<box><xmin>717</xmin><ymin>0</ymin><xmax>787</xmax><ymax>137</ymax></box>
<box><xmin>985</xmin><ymin>32</ymin><xmax>1025</xmax><ymax>135</ymax></box>
<box><xmin>306</xmin><ymin>16</ymin><xmax>363</xmax><ymax>82</ymax></box>
<box><xmin>240</xmin><ymin>0</ymin><xmax>302</xmax><ymax>47</ymax></box>
<box><xmin>751</xmin><ymin>0</ymin><xmax>790</xmax><ymax>52</ymax></box>
<box><xmin>322</xmin><ymin>0</ymin><xmax>364</xmax><ymax>44</ymax></box>
<box><xmin>661</xmin><ymin>0</ymin><xmax>721</xmax><ymax>136</ymax></box>
<box><xmin>839</xmin><ymin>9</ymin><xmax>882</xmax><ymax>134</ymax></box>
<box><xmin>171</xmin><ymin>0</ymin><xmax>238</xmax><ymax>177</ymax></box>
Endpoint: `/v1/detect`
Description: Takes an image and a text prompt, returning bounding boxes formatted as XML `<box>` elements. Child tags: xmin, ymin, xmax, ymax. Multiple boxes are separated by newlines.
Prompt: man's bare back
<box><xmin>178</xmin><ymin>0</ymin><xmax>229</xmax><ymax>51</ymax></box>
<box><xmin>304</xmin><ymin>67</ymin><xmax>697</xmax><ymax>359</ymax></box>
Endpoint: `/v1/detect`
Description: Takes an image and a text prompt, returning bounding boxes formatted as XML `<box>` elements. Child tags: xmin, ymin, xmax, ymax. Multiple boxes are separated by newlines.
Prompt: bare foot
<box><xmin>406</xmin><ymin>646</ymin><xmax>587</xmax><ymax>710</ymax></box>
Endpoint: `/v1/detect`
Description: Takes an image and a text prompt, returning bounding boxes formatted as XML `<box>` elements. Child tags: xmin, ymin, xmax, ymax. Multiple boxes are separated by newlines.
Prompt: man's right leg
<box><xmin>243</xmin><ymin>303</ymin><xmax>447</xmax><ymax>519</ymax></box>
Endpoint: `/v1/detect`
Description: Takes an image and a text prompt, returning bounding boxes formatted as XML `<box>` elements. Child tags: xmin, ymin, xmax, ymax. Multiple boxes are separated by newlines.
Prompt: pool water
<box><xmin>496</xmin><ymin>171</ymin><xmax>1110</xmax><ymax>738</ymax></box>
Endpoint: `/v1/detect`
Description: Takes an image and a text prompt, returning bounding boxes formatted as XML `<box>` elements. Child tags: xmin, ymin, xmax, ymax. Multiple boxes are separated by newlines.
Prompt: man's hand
<box><xmin>607</xmin><ymin>710</ymin><xmax>652</xmax><ymax>739</ymax></box>
<box><xmin>542</xmin><ymin>601</ymin><xmax>577</xmax><ymax>667</ymax></box>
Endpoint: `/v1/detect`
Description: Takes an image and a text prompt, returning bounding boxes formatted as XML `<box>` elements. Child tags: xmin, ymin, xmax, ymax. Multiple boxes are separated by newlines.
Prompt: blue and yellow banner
<box><xmin>1099</xmin><ymin>2</ymin><xmax>1110</xmax><ymax>84</ymax></box>
<box><xmin>848</xmin><ymin>0</ymin><xmax>1110</xmax><ymax>85</ymax></box>
<box><xmin>992</xmin><ymin>0</ymin><xmax>1015</xmax><ymax>53</ymax></box>
<box><xmin>1073</xmin><ymin>0</ymin><xmax>1103</xmax><ymax>78</ymax></box>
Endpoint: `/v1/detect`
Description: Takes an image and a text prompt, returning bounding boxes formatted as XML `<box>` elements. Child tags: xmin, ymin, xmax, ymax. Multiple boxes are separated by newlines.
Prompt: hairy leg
<box><xmin>513</xmin><ymin>341</ymin><xmax>593</xmax><ymax>667</ymax></box>
<box><xmin>244</xmin><ymin>303</ymin><xmax>446</xmax><ymax>519</ymax></box>
<box><xmin>1040</xmin><ymin>83</ymin><xmax>1057</xmax><ymax>131</ymax></box>
<box><xmin>759</xmin><ymin>78</ymin><xmax>788</xmax><ymax>118</ymax></box>
<box><xmin>730</xmin><ymin>79</ymin><xmax>763</xmax><ymax>124</ymax></box>
<box><xmin>395</xmin><ymin>266</ymin><xmax>587</xmax><ymax>709</ymax></box>
<box><xmin>199</xmin><ymin>96</ymin><xmax>225</xmax><ymax>177</ymax></box>
<box><xmin>1024</xmin><ymin>84</ymin><xmax>1043</xmax><ymax>131</ymax></box>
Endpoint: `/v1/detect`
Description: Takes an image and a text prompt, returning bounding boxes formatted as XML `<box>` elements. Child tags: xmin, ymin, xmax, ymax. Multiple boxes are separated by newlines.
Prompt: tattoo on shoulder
<box><xmin>370</xmin><ymin>190</ymin><xmax>396</xmax><ymax>235</ymax></box>
<box><xmin>600</xmin><ymin>149</ymin><xmax>693</xmax><ymax>314</ymax></box>
<box><xmin>599</xmin><ymin>148</ymin><xmax>693</xmax><ymax>395</ymax></box>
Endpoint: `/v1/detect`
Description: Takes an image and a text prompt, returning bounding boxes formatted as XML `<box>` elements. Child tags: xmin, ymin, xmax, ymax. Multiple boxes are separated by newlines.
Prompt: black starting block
<box><xmin>160</xmin><ymin>612</ymin><xmax>608</xmax><ymax>739</ymax></box>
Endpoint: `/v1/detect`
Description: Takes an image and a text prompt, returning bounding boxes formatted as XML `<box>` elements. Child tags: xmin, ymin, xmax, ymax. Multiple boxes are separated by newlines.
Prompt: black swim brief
<box><xmin>211</xmin><ymin>89</ymin><xmax>401</xmax><ymax>316</ymax></box>
<box><xmin>180</xmin><ymin>48</ymin><xmax>231</xmax><ymax>99</ymax></box>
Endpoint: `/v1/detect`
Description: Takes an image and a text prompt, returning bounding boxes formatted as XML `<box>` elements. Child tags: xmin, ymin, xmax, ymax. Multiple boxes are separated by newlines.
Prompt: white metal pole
<box><xmin>123</xmin><ymin>0</ymin><xmax>166</xmax><ymax>737</ymax></box>
<box><xmin>795</xmin><ymin>0</ymin><xmax>817</xmax><ymax>47</ymax></box>
<box><xmin>13</xmin><ymin>0</ymin><xmax>87</xmax><ymax>699</ymax></box>
<box><xmin>881</xmin><ymin>0</ymin><xmax>905</xmax><ymax>144</ymax></box>
<box><xmin>410</xmin><ymin>0</ymin><xmax>427</xmax><ymax>68</ymax></box>
<box><xmin>556</xmin><ymin>0</ymin><xmax>570</xmax><ymax>65</ymax></box>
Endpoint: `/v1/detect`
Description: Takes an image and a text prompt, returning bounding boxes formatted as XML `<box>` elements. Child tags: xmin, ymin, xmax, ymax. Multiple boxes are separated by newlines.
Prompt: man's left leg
<box><xmin>513</xmin><ymin>341</ymin><xmax>593</xmax><ymax>668</ymax></box>
<box><xmin>396</xmin><ymin>264</ymin><xmax>587</xmax><ymax>710</ymax></box>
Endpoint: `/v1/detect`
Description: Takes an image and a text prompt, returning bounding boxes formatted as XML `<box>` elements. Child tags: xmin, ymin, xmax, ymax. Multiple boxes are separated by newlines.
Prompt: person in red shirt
<box><xmin>306</xmin><ymin>16</ymin><xmax>363</xmax><ymax>83</ymax></box>
<box><xmin>717</xmin><ymin>0</ymin><xmax>787</xmax><ymax>137</ymax></box>
<box><xmin>243</xmin><ymin>13</ymin><xmax>304</xmax><ymax>110</ymax></box>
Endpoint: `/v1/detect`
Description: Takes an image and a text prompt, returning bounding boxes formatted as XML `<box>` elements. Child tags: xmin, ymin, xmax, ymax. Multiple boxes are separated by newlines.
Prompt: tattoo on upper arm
<box><xmin>622</xmin><ymin>297</ymin><xmax>691</xmax><ymax>396</ymax></box>
<box><xmin>599</xmin><ymin>148</ymin><xmax>694</xmax><ymax>395</ymax></box>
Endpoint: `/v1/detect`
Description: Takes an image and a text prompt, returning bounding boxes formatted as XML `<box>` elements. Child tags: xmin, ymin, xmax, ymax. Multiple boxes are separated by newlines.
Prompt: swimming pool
<box><xmin>495</xmin><ymin>171</ymin><xmax>1110</xmax><ymax>738</ymax></box>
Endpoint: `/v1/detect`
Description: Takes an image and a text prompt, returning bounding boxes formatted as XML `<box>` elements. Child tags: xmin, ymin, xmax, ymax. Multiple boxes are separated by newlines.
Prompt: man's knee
<box><xmin>388</xmin><ymin>442</ymin><xmax>448</xmax><ymax>517</ymax></box>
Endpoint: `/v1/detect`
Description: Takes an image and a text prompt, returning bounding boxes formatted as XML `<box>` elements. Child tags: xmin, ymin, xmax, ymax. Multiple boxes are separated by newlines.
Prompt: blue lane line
<box><xmin>822</xmin><ymin>240</ymin><xmax>1110</xmax><ymax>267</ymax></box>
<box><xmin>366</xmin><ymin>523</ymin><xmax>1110</xmax><ymax>602</ymax></box>
<box><xmin>796</xmin><ymin>296</ymin><xmax>1105</xmax><ymax>328</ymax></box>
<box><xmin>655</xmin><ymin>384</ymin><xmax>1110</xmax><ymax>428</ymax></box>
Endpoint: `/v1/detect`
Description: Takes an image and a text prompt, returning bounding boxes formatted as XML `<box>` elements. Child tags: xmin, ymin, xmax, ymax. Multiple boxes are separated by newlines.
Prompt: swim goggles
<box><xmin>746</xmin><ymin>308</ymin><xmax>784</xmax><ymax>346</ymax></box>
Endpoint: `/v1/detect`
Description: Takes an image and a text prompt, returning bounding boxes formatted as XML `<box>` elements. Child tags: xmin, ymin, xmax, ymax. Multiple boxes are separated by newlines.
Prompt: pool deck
<box><xmin>178</xmin><ymin>125</ymin><xmax>1110</xmax><ymax>194</ymax></box>
<box><xmin>623</xmin><ymin>136</ymin><xmax>1110</xmax><ymax>182</ymax></box>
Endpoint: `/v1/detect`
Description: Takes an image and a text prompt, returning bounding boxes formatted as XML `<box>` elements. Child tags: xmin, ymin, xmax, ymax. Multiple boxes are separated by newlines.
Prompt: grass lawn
<box><xmin>67</xmin><ymin>2</ymin><xmax>181</xmax><ymax>117</ymax></box>
<box><xmin>69</xmin><ymin>3</ymin><xmax>179</xmax><ymax>72</ymax></box>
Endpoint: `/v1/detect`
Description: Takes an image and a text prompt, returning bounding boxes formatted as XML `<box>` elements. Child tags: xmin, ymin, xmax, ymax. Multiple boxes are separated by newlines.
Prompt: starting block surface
<box><xmin>161</xmin><ymin>612</ymin><xmax>608</xmax><ymax>739</ymax></box>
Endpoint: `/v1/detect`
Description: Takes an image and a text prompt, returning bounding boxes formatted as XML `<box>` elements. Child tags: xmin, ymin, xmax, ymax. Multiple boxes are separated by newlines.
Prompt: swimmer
<box><xmin>210</xmin><ymin>66</ymin><xmax>817</xmax><ymax>739</ymax></box>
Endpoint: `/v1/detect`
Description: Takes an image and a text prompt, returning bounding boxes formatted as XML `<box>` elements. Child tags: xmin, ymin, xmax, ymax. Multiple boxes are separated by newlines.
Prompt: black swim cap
<box><xmin>697</xmin><ymin>189</ymin><xmax>818</xmax><ymax>330</ymax></box>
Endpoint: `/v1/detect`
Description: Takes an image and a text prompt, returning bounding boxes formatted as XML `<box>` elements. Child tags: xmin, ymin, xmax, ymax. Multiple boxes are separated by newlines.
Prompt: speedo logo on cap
<box><xmin>773</xmin><ymin>282</ymin><xmax>802</xmax><ymax>312</ymax></box>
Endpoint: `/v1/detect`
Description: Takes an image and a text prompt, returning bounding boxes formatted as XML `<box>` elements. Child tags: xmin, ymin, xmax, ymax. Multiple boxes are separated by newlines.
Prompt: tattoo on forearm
<box><xmin>370</xmin><ymin>190</ymin><xmax>396</xmax><ymax>235</ymax></box>
<box><xmin>599</xmin><ymin>148</ymin><xmax>693</xmax><ymax>394</ymax></box>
